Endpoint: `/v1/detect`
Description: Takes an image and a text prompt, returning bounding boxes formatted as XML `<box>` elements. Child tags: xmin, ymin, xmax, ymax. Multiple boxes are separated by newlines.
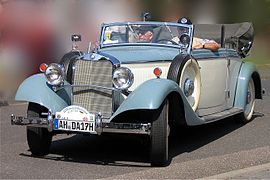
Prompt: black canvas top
<box><xmin>194</xmin><ymin>22</ymin><xmax>254</xmax><ymax>57</ymax></box>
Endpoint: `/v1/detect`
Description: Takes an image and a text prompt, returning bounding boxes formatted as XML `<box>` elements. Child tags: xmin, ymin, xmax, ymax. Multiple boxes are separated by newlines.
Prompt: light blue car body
<box><xmin>15</xmin><ymin>21</ymin><xmax>262</xmax><ymax>126</ymax></box>
<box><xmin>15</xmin><ymin>74</ymin><xmax>71</xmax><ymax>113</ymax></box>
<box><xmin>15</xmin><ymin>72</ymin><xmax>202</xmax><ymax>125</ymax></box>
<box><xmin>15</xmin><ymin>49</ymin><xmax>261</xmax><ymax>126</ymax></box>
<box><xmin>234</xmin><ymin>62</ymin><xmax>261</xmax><ymax>108</ymax></box>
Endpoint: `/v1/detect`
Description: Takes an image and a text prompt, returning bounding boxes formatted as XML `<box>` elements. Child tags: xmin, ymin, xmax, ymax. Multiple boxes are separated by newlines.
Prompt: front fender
<box><xmin>110</xmin><ymin>79</ymin><xmax>178</xmax><ymax>120</ymax></box>
<box><xmin>234</xmin><ymin>62</ymin><xmax>260</xmax><ymax>108</ymax></box>
<box><xmin>15</xmin><ymin>74</ymin><xmax>71</xmax><ymax>113</ymax></box>
<box><xmin>110</xmin><ymin>78</ymin><xmax>205</xmax><ymax>125</ymax></box>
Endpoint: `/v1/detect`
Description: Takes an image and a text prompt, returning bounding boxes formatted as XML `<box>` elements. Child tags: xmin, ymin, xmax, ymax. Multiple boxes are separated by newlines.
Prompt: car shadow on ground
<box><xmin>169</xmin><ymin>118</ymin><xmax>242</xmax><ymax>157</ymax></box>
<box><xmin>20</xmin><ymin>116</ymin><xmax>257</xmax><ymax>167</ymax></box>
<box><xmin>21</xmin><ymin>133</ymin><xmax>152</xmax><ymax>167</ymax></box>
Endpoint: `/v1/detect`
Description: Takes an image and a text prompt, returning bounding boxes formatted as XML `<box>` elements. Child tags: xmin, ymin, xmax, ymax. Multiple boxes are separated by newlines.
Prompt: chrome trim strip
<box><xmin>64</xmin><ymin>84</ymin><xmax>121</xmax><ymax>92</ymax></box>
<box><xmin>70</xmin><ymin>58</ymin><xmax>77</xmax><ymax>104</ymax></box>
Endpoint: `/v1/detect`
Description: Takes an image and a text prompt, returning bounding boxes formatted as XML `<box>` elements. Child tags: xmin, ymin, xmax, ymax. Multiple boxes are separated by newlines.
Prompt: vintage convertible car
<box><xmin>11</xmin><ymin>18</ymin><xmax>263</xmax><ymax>166</ymax></box>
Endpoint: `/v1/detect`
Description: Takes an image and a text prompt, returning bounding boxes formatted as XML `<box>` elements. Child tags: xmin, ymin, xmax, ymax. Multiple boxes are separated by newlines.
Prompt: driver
<box><xmin>137</xmin><ymin>26</ymin><xmax>154</xmax><ymax>42</ymax></box>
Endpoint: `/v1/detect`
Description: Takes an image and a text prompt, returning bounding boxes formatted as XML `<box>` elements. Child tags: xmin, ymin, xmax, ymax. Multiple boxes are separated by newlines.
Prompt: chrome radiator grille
<box><xmin>72</xmin><ymin>59</ymin><xmax>113</xmax><ymax>118</ymax></box>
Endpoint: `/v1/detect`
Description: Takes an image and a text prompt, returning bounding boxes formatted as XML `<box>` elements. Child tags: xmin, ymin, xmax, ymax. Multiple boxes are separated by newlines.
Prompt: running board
<box><xmin>201</xmin><ymin>108</ymin><xmax>243</xmax><ymax>122</ymax></box>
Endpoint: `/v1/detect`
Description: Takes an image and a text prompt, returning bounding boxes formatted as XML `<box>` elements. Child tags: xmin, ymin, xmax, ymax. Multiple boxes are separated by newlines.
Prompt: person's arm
<box><xmin>203</xmin><ymin>39</ymin><xmax>220</xmax><ymax>51</ymax></box>
<box><xmin>203</xmin><ymin>42</ymin><xmax>220</xmax><ymax>51</ymax></box>
<box><xmin>192</xmin><ymin>37</ymin><xmax>220</xmax><ymax>51</ymax></box>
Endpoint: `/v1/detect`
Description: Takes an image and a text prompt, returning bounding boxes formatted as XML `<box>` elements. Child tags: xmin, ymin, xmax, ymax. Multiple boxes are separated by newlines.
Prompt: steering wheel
<box><xmin>156</xmin><ymin>39</ymin><xmax>179</xmax><ymax>45</ymax></box>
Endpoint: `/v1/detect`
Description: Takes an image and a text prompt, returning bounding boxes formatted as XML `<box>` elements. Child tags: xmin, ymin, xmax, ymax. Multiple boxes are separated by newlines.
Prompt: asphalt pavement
<box><xmin>202</xmin><ymin>163</ymin><xmax>270</xmax><ymax>179</ymax></box>
<box><xmin>0</xmin><ymin>70</ymin><xmax>269</xmax><ymax>179</ymax></box>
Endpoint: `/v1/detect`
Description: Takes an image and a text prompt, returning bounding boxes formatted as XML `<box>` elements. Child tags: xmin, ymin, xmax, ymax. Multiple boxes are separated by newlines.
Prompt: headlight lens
<box><xmin>112</xmin><ymin>67</ymin><xmax>134</xmax><ymax>90</ymax></box>
<box><xmin>44</xmin><ymin>63</ymin><xmax>64</xmax><ymax>86</ymax></box>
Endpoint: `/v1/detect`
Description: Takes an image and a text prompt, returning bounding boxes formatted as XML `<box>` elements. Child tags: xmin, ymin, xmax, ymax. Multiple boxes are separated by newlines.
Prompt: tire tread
<box><xmin>27</xmin><ymin>103</ymin><xmax>52</xmax><ymax>156</ymax></box>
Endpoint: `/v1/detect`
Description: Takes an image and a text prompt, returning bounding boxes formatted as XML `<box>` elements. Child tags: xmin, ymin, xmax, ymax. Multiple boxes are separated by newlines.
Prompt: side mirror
<box><xmin>179</xmin><ymin>34</ymin><xmax>190</xmax><ymax>45</ymax></box>
<box><xmin>71</xmin><ymin>34</ymin><xmax>81</xmax><ymax>51</ymax></box>
<box><xmin>71</xmin><ymin>34</ymin><xmax>81</xmax><ymax>42</ymax></box>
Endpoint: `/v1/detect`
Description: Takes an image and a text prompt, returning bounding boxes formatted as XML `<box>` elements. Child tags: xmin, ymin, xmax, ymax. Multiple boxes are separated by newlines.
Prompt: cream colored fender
<box><xmin>168</xmin><ymin>54</ymin><xmax>201</xmax><ymax>111</ymax></box>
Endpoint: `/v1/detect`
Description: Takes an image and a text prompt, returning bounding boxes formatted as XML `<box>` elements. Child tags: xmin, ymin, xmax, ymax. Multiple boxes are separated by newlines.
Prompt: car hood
<box><xmin>98</xmin><ymin>45</ymin><xmax>181</xmax><ymax>64</ymax></box>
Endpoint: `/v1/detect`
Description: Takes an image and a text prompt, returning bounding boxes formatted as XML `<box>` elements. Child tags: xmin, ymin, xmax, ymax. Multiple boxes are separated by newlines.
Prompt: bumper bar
<box><xmin>11</xmin><ymin>114</ymin><xmax>54</xmax><ymax>132</ymax></box>
<box><xmin>11</xmin><ymin>114</ymin><xmax>151</xmax><ymax>135</ymax></box>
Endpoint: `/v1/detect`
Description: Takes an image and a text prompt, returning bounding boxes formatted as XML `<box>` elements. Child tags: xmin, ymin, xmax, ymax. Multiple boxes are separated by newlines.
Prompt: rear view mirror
<box><xmin>71</xmin><ymin>34</ymin><xmax>82</xmax><ymax>51</ymax></box>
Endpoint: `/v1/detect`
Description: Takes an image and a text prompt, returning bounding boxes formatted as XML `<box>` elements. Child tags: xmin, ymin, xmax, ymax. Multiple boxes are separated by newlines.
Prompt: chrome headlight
<box><xmin>44</xmin><ymin>63</ymin><xmax>64</xmax><ymax>86</ymax></box>
<box><xmin>112</xmin><ymin>67</ymin><xmax>134</xmax><ymax>90</ymax></box>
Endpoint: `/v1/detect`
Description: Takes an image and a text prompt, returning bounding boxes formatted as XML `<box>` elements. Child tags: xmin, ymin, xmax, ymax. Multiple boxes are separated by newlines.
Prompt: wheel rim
<box><xmin>244</xmin><ymin>78</ymin><xmax>255</xmax><ymax>120</ymax></box>
<box><xmin>179</xmin><ymin>59</ymin><xmax>201</xmax><ymax>111</ymax></box>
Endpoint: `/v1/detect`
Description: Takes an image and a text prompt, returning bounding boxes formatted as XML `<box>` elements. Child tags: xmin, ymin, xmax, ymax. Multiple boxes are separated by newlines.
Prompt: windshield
<box><xmin>100</xmin><ymin>22</ymin><xmax>192</xmax><ymax>50</ymax></box>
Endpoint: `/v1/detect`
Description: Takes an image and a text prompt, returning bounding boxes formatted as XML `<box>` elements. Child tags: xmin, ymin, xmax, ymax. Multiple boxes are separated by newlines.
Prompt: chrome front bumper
<box><xmin>10</xmin><ymin>114</ymin><xmax>151</xmax><ymax>135</ymax></box>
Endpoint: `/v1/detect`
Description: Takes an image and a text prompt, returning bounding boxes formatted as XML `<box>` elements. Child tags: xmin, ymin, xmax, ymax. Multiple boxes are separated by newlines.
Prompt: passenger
<box><xmin>192</xmin><ymin>37</ymin><xmax>220</xmax><ymax>51</ymax></box>
<box><xmin>176</xmin><ymin>17</ymin><xmax>221</xmax><ymax>51</ymax></box>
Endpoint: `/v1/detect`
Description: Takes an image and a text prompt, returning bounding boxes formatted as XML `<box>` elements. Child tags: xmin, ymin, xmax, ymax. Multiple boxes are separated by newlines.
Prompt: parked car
<box><xmin>11</xmin><ymin>18</ymin><xmax>263</xmax><ymax>166</ymax></box>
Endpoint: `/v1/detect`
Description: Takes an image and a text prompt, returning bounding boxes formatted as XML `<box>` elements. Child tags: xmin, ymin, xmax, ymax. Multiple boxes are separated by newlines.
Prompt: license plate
<box><xmin>53</xmin><ymin>105</ymin><xmax>96</xmax><ymax>134</ymax></box>
<box><xmin>54</xmin><ymin>119</ymin><xmax>95</xmax><ymax>133</ymax></box>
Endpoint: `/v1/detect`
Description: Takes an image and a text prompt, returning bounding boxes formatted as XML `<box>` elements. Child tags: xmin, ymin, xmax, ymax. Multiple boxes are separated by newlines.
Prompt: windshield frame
<box><xmin>98</xmin><ymin>21</ymin><xmax>194</xmax><ymax>53</ymax></box>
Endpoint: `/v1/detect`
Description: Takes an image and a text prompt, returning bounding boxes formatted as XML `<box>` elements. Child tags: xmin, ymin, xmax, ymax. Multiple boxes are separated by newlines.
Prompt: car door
<box><xmin>194</xmin><ymin>49</ymin><xmax>229</xmax><ymax>116</ymax></box>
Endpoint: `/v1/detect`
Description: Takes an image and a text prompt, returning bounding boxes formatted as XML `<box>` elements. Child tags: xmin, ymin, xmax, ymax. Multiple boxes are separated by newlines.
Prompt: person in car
<box><xmin>137</xmin><ymin>26</ymin><xmax>154</xmax><ymax>42</ymax></box>
<box><xmin>192</xmin><ymin>37</ymin><xmax>220</xmax><ymax>50</ymax></box>
<box><xmin>176</xmin><ymin>17</ymin><xmax>221</xmax><ymax>51</ymax></box>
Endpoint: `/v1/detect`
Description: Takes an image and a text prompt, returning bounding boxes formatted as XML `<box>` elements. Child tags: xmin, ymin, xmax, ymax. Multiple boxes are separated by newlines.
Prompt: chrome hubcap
<box><xmin>184</xmin><ymin>78</ymin><xmax>194</xmax><ymax>97</ymax></box>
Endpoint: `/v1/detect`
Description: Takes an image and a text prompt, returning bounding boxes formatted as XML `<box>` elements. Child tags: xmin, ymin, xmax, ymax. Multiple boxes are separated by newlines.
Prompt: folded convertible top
<box><xmin>194</xmin><ymin>22</ymin><xmax>254</xmax><ymax>57</ymax></box>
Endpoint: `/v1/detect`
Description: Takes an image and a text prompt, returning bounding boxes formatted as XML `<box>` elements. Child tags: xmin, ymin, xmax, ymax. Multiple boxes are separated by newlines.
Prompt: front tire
<box><xmin>150</xmin><ymin>100</ymin><xmax>169</xmax><ymax>167</ymax></box>
<box><xmin>27</xmin><ymin>103</ymin><xmax>52</xmax><ymax>156</ymax></box>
